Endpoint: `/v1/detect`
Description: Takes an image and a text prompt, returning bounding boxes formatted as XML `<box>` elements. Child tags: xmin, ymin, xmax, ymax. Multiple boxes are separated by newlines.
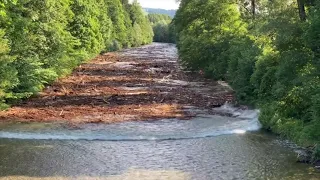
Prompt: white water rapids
<box><xmin>0</xmin><ymin>104</ymin><xmax>261</xmax><ymax>141</ymax></box>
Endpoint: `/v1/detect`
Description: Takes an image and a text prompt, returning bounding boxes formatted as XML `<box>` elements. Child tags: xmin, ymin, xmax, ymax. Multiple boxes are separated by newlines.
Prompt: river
<box><xmin>0</xmin><ymin>43</ymin><xmax>319</xmax><ymax>180</ymax></box>
<box><xmin>0</xmin><ymin>104</ymin><xmax>319</xmax><ymax>180</ymax></box>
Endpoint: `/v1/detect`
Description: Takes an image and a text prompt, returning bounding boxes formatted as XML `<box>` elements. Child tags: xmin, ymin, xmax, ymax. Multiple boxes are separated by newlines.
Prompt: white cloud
<box><xmin>130</xmin><ymin>0</ymin><xmax>179</xmax><ymax>10</ymax></box>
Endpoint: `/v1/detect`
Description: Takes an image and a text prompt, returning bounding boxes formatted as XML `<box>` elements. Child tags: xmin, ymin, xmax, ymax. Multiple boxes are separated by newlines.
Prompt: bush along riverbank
<box><xmin>0</xmin><ymin>0</ymin><xmax>153</xmax><ymax>110</ymax></box>
<box><xmin>173</xmin><ymin>0</ymin><xmax>320</xmax><ymax>164</ymax></box>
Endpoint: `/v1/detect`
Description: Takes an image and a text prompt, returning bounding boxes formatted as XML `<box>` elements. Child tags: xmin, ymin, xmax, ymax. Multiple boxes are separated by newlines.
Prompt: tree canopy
<box><xmin>0</xmin><ymin>0</ymin><xmax>153</xmax><ymax>109</ymax></box>
<box><xmin>148</xmin><ymin>13</ymin><xmax>175</xmax><ymax>43</ymax></box>
<box><xmin>174</xmin><ymin>0</ymin><xmax>320</xmax><ymax>160</ymax></box>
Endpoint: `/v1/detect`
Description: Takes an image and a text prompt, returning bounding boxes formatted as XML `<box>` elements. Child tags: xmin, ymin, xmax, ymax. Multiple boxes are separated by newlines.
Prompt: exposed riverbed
<box><xmin>0</xmin><ymin>43</ymin><xmax>319</xmax><ymax>179</ymax></box>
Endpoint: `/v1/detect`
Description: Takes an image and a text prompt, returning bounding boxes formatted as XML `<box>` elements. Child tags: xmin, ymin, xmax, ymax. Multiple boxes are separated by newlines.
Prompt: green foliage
<box><xmin>105</xmin><ymin>0</ymin><xmax>153</xmax><ymax>48</ymax></box>
<box><xmin>0</xmin><ymin>2</ymin><xmax>17</xmax><ymax>109</ymax></box>
<box><xmin>226</xmin><ymin>36</ymin><xmax>261</xmax><ymax>104</ymax></box>
<box><xmin>148</xmin><ymin>13</ymin><xmax>175</xmax><ymax>43</ymax></box>
<box><xmin>305</xmin><ymin>1</ymin><xmax>320</xmax><ymax>72</ymax></box>
<box><xmin>5</xmin><ymin>0</ymin><xmax>77</xmax><ymax>94</ymax></box>
<box><xmin>313</xmin><ymin>145</ymin><xmax>320</xmax><ymax>162</ymax></box>
<box><xmin>148</xmin><ymin>14</ymin><xmax>172</xmax><ymax>24</ymax></box>
<box><xmin>175</xmin><ymin>0</ymin><xmax>320</xmax><ymax>160</ymax></box>
<box><xmin>128</xmin><ymin>0</ymin><xmax>153</xmax><ymax>46</ymax></box>
<box><xmin>69</xmin><ymin>0</ymin><xmax>108</xmax><ymax>56</ymax></box>
<box><xmin>0</xmin><ymin>29</ymin><xmax>18</xmax><ymax>109</ymax></box>
<box><xmin>174</xmin><ymin>0</ymin><xmax>248</xmax><ymax>79</ymax></box>
<box><xmin>0</xmin><ymin>0</ymin><xmax>153</xmax><ymax>108</ymax></box>
<box><xmin>105</xmin><ymin>0</ymin><xmax>129</xmax><ymax>48</ymax></box>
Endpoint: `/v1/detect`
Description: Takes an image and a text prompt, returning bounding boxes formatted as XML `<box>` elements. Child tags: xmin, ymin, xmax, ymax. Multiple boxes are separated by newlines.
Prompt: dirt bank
<box><xmin>0</xmin><ymin>43</ymin><xmax>234</xmax><ymax>124</ymax></box>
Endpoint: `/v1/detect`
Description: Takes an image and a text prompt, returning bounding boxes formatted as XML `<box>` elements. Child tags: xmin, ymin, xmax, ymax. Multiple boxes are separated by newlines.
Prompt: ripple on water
<box><xmin>0</xmin><ymin>90</ymin><xmax>318</xmax><ymax>179</ymax></box>
<box><xmin>0</xmin><ymin>133</ymin><xmax>319</xmax><ymax>179</ymax></box>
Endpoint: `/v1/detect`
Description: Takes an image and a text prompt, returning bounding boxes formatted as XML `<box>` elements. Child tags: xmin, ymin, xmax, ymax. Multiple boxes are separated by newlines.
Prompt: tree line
<box><xmin>148</xmin><ymin>13</ymin><xmax>175</xmax><ymax>43</ymax></box>
<box><xmin>0</xmin><ymin>0</ymin><xmax>153</xmax><ymax>109</ymax></box>
<box><xmin>174</xmin><ymin>0</ymin><xmax>320</xmax><ymax>160</ymax></box>
<box><xmin>144</xmin><ymin>8</ymin><xmax>176</xmax><ymax>18</ymax></box>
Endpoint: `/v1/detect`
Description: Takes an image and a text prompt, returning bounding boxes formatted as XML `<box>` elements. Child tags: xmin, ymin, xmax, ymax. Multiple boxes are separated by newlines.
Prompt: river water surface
<box><xmin>0</xmin><ymin>104</ymin><xmax>319</xmax><ymax>180</ymax></box>
<box><xmin>0</xmin><ymin>43</ymin><xmax>319</xmax><ymax>179</ymax></box>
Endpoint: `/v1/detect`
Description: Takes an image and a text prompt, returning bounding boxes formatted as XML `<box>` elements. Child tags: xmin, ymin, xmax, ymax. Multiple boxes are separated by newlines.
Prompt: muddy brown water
<box><xmin>0</xmin><ymin>43</ymin><xmax>319</xmax><ymax>180</ymax></box>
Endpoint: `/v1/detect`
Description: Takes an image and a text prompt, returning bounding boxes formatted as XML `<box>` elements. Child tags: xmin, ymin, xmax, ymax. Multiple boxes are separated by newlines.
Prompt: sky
<box><xmin>130</xmin><ymin>0</ymin><xmax>180</xmax><ymax>10</ymax></box>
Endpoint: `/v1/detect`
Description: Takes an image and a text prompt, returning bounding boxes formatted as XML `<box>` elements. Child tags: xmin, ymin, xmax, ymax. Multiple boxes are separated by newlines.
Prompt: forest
<box><xmin>148</xmin><ymin>13</ymin><xmax>176</xmax><ymax>43</ymax></box>
<box><xmin>174</xmin><ymin>0</ymin><xmax>320</xmax><ymax>161</ymax></box>
<box><xmin>0</xmin><ymin>0</ymin><xmax>153</xmax><ymax>110</ymax></box>
<box><xmin>144</xmin><ymin>8</ymin><xmax>176</xmax><ymax>18</ymax></box>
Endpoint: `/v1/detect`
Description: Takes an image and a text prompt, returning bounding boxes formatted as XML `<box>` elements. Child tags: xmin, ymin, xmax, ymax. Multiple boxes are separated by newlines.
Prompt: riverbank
<box><xmin>0</xmin><ymin>43</ymin><xmax>234</xmax><ymax>124</ymax></box>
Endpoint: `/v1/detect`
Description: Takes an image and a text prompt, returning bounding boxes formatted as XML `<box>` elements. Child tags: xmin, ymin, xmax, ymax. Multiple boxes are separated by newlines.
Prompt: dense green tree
<box><xmin>153</xmin><ymin>23</ymin><xmax>170</xmax><ymax>42</ymax></box>
<box><xmin>120</xmin><ymin>0</ymin><xmax>134</xmax><ymax>48</ymax></box>
<box><xmin>6</xmin><ymin>0</ymin><xmax>79</xmax><ymax>95</ymax></box>
<box><xmin>0</xmin><ymin>7</ymin><xmax>18</xmax><ymax>109</ymax></box>
<box><xmin>148</xmin><ymin>13</ymin><xmax>175</xmax><ymax>43</ymax></box>
<box><xmin>0</xmin><ymin>0</ymin><xmax>153</xmax><ymax>108</ymax></box>
<box><xmin>175</xmin><ymin>0</ymin><xmax>320</xmax><ymax>160</ymax></box>
<box><xmin>128</xmin><ymin>0</ymin><xmax>153</xmax><ymax>46</ymax></box>
<box><xmin>105</xmin><ymin>0</ymin><xmax>129</xmax><ymax>49</ymax></box>
<box><xmin>148</xmin><ymin>14</ymin><xmax>172</xmax><ymax>24</ymax></box>
<box><xmin>174</xmin><ymin>0</ymin><xmax>247</xmax><ymax>78</ymax></box>
<box><xmin>69</xmin><ymin>0</ymin><xmax>109</xmax><ymax>56</ymax></box>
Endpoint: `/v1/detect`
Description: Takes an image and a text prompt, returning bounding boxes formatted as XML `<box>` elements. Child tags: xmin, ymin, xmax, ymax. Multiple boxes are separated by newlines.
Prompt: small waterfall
<box><xmin>0</xmin><ymin>104</ymin><xmax>261</xmax><ymax>141</ymax></box>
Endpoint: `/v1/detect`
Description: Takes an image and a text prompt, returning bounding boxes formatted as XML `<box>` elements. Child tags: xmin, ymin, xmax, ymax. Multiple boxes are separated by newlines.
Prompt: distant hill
<box><xmin>143</xmin><ymin>8</ymin><xmax>177</xmax><ymax>18</ymax></box>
